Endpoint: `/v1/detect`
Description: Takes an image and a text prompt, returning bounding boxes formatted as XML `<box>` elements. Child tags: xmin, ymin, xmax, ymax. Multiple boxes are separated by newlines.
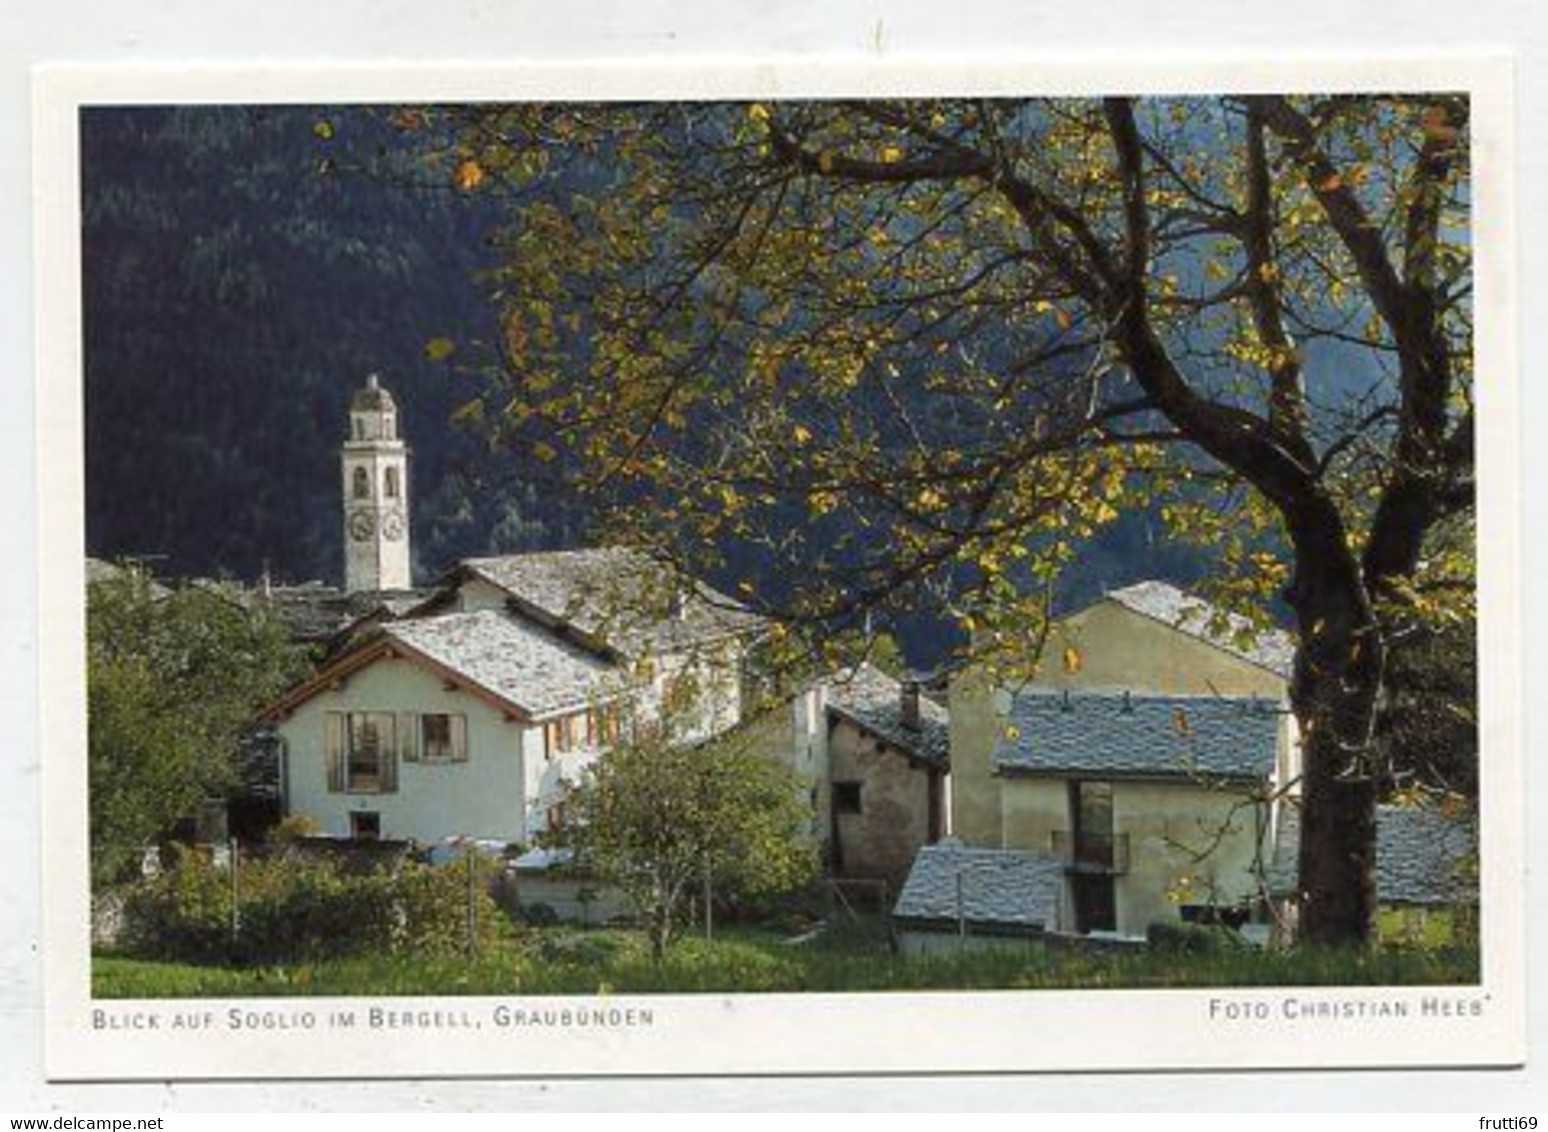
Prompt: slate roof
<box><xmin>1101</xmin><ymin>581</ymin><xmax>1296</xmax><ymax>679</ymax></box>
<box><xmin>458</xmin><ymin>548</ymin><xmax>764</xmax><ymax>657</ymax></box>
<box><xmin>235</xmin><ymin>581</ymin><xmax>431</xmax><ymax>646</ymax></box>
<box><xmin>892</xmin><ymin>841</ymin><xmax>1065</xmax><ymax>933</ymax></box>
<box><xmin>384</xmin><ymin>609</ymin><xmax>620</xmax><ymax>720</ymax></box>
<box><xmin>1266</xmin><ymin>805</ymin><xmax>1479</xmax><ymax>906</ymax></box>
<box><xmin>993</xmin><ymin>690</ymin><xmax>1282</xmax><ymax>782</ymax></box>
<box><xmin>824</xmin><ymin>663</ymin><xmax>950</xmax><ymax>768</ymax></box>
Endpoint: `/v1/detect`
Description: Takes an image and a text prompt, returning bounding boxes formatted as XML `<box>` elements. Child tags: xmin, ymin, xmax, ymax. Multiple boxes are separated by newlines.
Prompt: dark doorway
<box><xmin>1071</xmin><ymin>873</ymin><xmax>1117</xmax><ymax>933</ymax></box>
<box><xmin>1069</xmin><ymin>780</ymin><xmax>1118</xmax><ymax>932</ymax></box>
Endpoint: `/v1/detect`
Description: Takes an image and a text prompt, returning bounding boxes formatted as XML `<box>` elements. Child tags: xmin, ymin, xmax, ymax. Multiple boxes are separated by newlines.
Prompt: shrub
<box><xmin>520</xmin><ymin>902</ymin><xmax>560</xmax><ymax>927</ymax></box>
<box><xmin>1146</xmin><ymin>919</ymin><xmax>1243</xmax><ymax>956</ymax></box>
<box><xmin>267</xmin><ymin>813</ymin><xmax>321</xmax><ymax>844</ymax></box>
<box><xmin>526</xmin><ymin>928</ymin><xmax>623</xmax><ymax>967</ymax></box>
<box><xmin>121</xmin><ymin>846</ymin><xmax>502</xmax><ymax>964</ymax></box>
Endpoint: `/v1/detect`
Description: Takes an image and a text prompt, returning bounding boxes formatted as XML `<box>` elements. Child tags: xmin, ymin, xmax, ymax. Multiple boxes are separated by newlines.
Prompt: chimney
<box><xmin>900</xmin><ymin>678</ymin><xmax>922</xmax><ymax>732</ymax></box>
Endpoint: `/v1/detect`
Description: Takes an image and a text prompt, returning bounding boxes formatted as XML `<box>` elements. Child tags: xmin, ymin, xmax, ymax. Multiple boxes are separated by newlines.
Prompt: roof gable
<box><xmin>824</xmin><ymin>663</ymin><xmax>949</xmax><ymax>768</ymax></box>
<box><xmin>262</xmin><ymin>609</ymin><xmax>622</xmax><ymax>723</ymax></box>
<box><xmin>1097</xmin><ymin>581</ymin><xmax>1295</xmax><ymax>679</ymax></box>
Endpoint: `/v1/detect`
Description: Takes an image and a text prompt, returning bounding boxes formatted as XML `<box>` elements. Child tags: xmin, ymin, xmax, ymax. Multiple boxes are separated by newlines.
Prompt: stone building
<box><xmin>900</xmin><ymin>580</ymin><xmax>1301</xmax><ymax>941</ymax></box>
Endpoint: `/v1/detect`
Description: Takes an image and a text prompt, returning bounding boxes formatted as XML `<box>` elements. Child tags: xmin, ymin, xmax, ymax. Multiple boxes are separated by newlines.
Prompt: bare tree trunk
<box><xmin>1294</xmin><ymin>673</ymin><xmax>1380</xmax><ymax>945</ymax></box>
<box><xmin>1285</xmin><ymin>523</ymin><xmax>1385</xmax><ymax>946</ymax></box>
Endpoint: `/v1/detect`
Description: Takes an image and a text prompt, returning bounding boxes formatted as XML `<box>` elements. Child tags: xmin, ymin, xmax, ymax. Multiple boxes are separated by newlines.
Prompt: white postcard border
<box><xmin>33</xmin><ymin>54</ymin><xmax>1524</xmax><ymax>1080</ymax></box>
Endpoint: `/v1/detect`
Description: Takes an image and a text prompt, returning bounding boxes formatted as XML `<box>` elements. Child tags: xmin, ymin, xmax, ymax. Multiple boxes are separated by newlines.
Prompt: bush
<box><xmin>1146</xmin><ymin>919</ymin><xmax>1243</xmax><ymax>956</ymax></box>
<box><xmin>520</xmin><ymin>902</ymin><xmax>560</xmax><ymax>927</ymax></box>
<box><xmin>525</xmin><ymin>928</ymin><xmax>624</xmax><ymax>967</ymax></box>
<box><xmin>266</xmin><ymin>813</ymin><xmax>321</xmax><ymax>844</ymax></box>
<box><xmin>121</xmin><ymin>846</ymin><xmax>502</xmax><ymax>965</ymax></box>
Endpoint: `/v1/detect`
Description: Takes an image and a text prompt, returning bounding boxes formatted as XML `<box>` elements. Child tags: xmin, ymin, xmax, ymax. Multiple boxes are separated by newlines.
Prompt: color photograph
<box><xmin>32</xmin><ymin>60</ymin><xmax>1522</xmax><ymax>1079</ymax></box>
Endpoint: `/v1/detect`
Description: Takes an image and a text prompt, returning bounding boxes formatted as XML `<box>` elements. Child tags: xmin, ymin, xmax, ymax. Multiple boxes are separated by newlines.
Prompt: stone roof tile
<box><xmin>993</xmin><ymin>689</ymin><xmax>1282</xmax><ymax>781</ymax></box>
<box><xmin>825</xmin><ymin>663</ymin><xmax>950</xmax><ymax>768</ymax></box>
<box><xmin>460</xmin><ymin>548</ymin><xmax>763</xmax><ymax>656</ymax></box>
<box><xmin>385</xmin><ymin>609</ymin><xmax>619</xmax><ymax>720</ymax></box>
<box><xmin>893</xmin><ymin>841</ymin><xmax>1064</xmax><ymax>931</ymax></box>
<box><xmin>1266</xmin><ymin>804</ymin><xmax>1478</xmax><ymax>906</ymax></box>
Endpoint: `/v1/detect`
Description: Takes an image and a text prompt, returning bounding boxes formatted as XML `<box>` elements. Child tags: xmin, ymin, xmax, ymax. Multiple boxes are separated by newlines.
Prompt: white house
<box><xmin>257</xmin><ymin>377</ymin><xmax>761</xmax><ymax>846</ymax></box>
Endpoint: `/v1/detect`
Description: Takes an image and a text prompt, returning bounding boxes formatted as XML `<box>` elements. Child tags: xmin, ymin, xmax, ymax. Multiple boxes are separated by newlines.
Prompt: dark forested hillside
<box><xmin>80</xmin><ymin>103</ymin><xmax>1275</xmax><ymax>667</ymax></box>
<box><xmin>82</xmin><ymin>105</ymin><xmax>579</xmax><ymax>586</ymax></box>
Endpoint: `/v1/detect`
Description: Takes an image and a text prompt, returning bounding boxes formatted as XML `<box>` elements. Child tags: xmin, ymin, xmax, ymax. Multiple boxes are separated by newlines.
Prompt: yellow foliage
<box><xmin>455</xmin><ymin>160</ymin><xmax>486</xmax><ymax>192</ymax></box>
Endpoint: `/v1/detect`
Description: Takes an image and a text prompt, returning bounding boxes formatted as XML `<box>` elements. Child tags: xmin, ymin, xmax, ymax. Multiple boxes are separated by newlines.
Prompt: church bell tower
<box><xmin>342</xmin><ymin>374</ymin><xmax>411</xmax><ymax>593</ymax></box>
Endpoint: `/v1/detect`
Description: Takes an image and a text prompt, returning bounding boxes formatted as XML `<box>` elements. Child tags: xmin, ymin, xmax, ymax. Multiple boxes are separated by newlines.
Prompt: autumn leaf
<box><xmin>455</xmin><ymin>160</ymin><xmax>486</xmax><ymax>192</ymax></box>
<box><xmin>388</xmin><ymin>108</ymin><xmax>425</xmax><ymax>132</ymax></box>
<box><xmin>423</xmin><ymin>337</ymin><xmax>457</xmax><ymax>362</ymax></box>
<box><xmin>1420</xmin><ymin>105</ymin><xmax>1460</xmax><ymax>143</ymax></box>
<box><xmin>809</xmin><ymin>490</ymin><xmax>838</xmax><ymax>517</ymax></box>
<box><xmin>1062</xmin><ymin>645</ymin><xmax>1082</xmax><ymax>675</ymax></box>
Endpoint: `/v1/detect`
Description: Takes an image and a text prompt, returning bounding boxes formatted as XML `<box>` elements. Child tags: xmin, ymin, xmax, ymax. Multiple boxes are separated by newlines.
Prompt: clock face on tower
<box><xmin>381</xmin><ymin>509</ymin><xmax>406</xmax><ymax>542</ymax></box>
<box><xmin>348</xmin><ymin>508</ymin><xmax>376</xmax><ymax>541</ymax></box>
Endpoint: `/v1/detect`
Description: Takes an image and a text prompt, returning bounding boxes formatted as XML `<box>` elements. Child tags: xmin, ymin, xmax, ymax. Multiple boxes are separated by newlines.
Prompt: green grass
<box><xmin>93</xmin><ymin>920</ymin><xmax>1479</xmax><ymax>998</ymax></box>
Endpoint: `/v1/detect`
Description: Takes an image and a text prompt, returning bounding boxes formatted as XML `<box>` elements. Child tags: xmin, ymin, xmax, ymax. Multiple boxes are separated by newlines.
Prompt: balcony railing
<box><xmin>1051</xmin><ymin>830</ymin><xmax>1131</xmax><ymax>875</ymax></box>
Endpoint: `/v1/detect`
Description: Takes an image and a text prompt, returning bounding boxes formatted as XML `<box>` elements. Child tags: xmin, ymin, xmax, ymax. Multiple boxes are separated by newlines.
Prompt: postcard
<box><xmin>33</xmin><ymin>55</ymin><xmax>1523</xmax><ymax>1080</ymax></box>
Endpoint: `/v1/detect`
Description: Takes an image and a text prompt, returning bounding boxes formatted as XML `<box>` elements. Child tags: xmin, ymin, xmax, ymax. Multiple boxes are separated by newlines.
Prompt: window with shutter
<box><xmin>325</xmin><ymin>713</ymin><xmax>345</xmax><ymax>793</ymax></box>
<box><xmin>422</xmin><ymin>713</ymin><xmax>453</xmax><ymax>761</ymax></box>
<box><xmin>399</xmin><ymin>712</ymin><xmax>420</xmax><ymax>762</ymax></box>
<box><xmin>414</xmin><ymin>713</ymin><xmax>469</xmax><ymax>764</ymax></box>
<box><xmin>339</xmin><ymin>712</ymin><xmax>399</xmax><ymax>793</ymax></box>
<box><xmin>379</xmin><ymin>740</ymin><xmax>398</xmax><ymax>793</ymax></box>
